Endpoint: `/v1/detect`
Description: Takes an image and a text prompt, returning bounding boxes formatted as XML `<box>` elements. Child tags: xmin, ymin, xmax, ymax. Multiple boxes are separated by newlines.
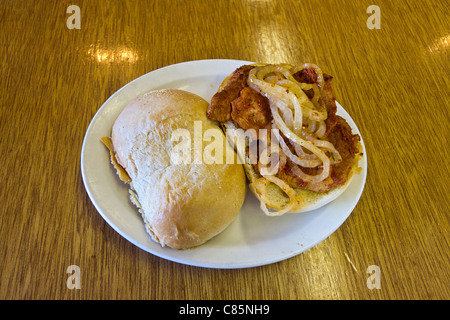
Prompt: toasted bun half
<box><xmin>213</xmin><ymin>64</ymin><xmax>362</xmax><ymax>215</ymax></box>
<box><xmin>103</xmin><ymin>89</ymin><xmax>246</xmax><ymax>249</ymax></box>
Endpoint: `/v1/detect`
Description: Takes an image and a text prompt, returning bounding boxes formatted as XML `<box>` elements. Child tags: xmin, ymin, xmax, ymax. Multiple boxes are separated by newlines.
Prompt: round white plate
<box><xmin>81</xmin><ymin>59</ymin><xmax>367</xmax><ymax>269</ymax></box>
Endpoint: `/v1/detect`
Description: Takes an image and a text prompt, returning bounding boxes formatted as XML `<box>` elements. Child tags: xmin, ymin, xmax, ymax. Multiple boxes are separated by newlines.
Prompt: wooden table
<box><xmin>1</xmin><ymin>0</ymin><xmax>448</xmax><ymax>300</ymax></box>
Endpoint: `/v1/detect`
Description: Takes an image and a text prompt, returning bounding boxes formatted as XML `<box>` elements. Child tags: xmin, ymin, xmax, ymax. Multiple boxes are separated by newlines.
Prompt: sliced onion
<box><xmin>315</xmin><ymin>120</ymin><xmax>326</xmax><ymax>138</ymax></box>
<box><xmin>276</xmin><ymin>79</ymin><xmax>327</xmax><ymax>121</ymax></box>
<box><xmin>251</xmin><ymin>176</ymin><xmax>298</xmax><ymax>216</ymax></box>
<box><xmin>258</xmin><ymin>145</ymin><xmax>286</xmax><ymax>176</ymax></box>
<box><xmin>245</xmin><ymin>63</ymin><xmax>345</xmax><ymax>214</ymax></box>
<box><xmin>312</xmin><ymin>139</ymin><xmax>342</xmax><ymax>164</ymax></box>
<box><xmin>293</xmin><ymin>142</ymin><xmax>318</xmax><ymax>160</ymax></box>
<box><xmin>270</xmin><ymin>102</ymin><xmax>331</xmax><ymax>183</ymax></box>
<box><xmin>290</xmin><ymin>63</ymin><xmax>324</xmax><ymax>89</ymax></box>
<box><xmin>272</xmin><ymin>128</ymin><xmax>321</xmax><ymax>168</ymax></box>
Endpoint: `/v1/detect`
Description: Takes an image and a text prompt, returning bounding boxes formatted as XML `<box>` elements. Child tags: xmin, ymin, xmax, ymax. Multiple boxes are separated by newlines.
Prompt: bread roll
<box><xmin>105</xmin><ymin>89</ymin><xmax>246</xmax><ymax>249</ymax></box>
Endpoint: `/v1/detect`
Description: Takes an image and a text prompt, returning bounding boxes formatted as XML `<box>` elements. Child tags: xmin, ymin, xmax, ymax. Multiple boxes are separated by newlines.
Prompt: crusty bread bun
<box><xmin>211</xmin><ymin>64</ymin><xmax>362</xmax><ymax>215</ymax></box>
<box><xmin>102</xmin><ymin>89</ymin><xmax>246</xmax><ymax>249</ymax></box>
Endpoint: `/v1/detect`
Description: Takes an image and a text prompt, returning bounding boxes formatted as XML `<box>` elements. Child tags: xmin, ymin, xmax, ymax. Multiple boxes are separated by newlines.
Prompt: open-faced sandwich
<box><xmin>206</xmin><ymin>63</ymin><xmax>363</xmax><ymax>216</ymax></box>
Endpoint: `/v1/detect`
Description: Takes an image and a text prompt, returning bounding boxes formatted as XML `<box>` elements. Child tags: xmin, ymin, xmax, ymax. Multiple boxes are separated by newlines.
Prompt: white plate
<box><xmin>81</xmin><ymin>59</ymin><xmax>367</xmax><ymax>269</ymax></box>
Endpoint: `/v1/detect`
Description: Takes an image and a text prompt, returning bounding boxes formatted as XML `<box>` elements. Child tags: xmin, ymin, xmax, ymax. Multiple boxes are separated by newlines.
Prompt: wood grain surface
<box><xmin>0</xmin><ymin>0</ymin><xmax>448</xmax><ymax>300</ymax></box>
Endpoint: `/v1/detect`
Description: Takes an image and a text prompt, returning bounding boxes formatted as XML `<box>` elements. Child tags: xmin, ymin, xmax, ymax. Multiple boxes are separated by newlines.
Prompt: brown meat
<box><xmin>231</xmin><ymin>87</ymin><xmax>272</xmax><ymax>130</ymax></box>
<box><xmin>293</xmin><ymin>67</ymin><xmax>318</xmax><ymax>84</ymax></box>
<box><xmin>206</xmin><ymin>89</ymin><xmax>232</xmax><ymax>122</ymax></box>
<box><xmin>327</xmin><ymin>116</ymin><xmax>360</xmax><ymax>185</ymax></box>
<box><xmin>293</xmin><ymin>68</ymin><xmax>338</xmax><ymax>134</ymax></box>
<box><xmin>206</xmin><ymin>65</ymin><xmax>254</xmax><ymax>122</ymax></box>
<box><xmin>276</xmin><ymin>115</ymin><xmax>360</xmax><ymax>193</ymax></box>
<box><xmin>321</xmin><ymin>74</ymin><xmax>338</xmax><ymax>134</ymax></box>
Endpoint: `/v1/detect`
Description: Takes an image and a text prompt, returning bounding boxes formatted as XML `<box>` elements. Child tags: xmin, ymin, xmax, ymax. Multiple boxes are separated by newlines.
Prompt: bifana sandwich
<box><xmin>206</xmin><ymin>63</ymin><xmax>363</xmax><ymax>216</ymax></box>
